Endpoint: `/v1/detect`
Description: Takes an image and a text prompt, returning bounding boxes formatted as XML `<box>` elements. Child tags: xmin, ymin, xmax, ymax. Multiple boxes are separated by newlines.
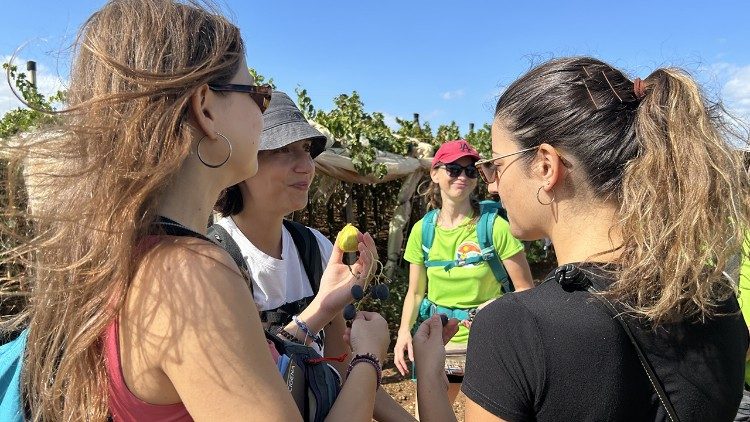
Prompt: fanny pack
<box><xmin>412</xmin><ymin>298</ymin><xmax>476</xmax><ymax>379</ymax></box>
<box><xmin>416</xmin><ymin>297</ymin><xmax>477</xmax><ymax>325</ymax></box>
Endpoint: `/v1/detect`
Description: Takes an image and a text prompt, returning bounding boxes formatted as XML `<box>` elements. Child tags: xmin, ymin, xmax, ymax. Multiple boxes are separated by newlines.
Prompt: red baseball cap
<box><xmin>432</xmin><ymin>139</ymin><xmax>480</xmax><ymax>168</ymax></box>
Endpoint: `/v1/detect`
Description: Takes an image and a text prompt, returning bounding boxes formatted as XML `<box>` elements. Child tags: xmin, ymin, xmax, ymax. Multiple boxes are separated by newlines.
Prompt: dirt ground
<box><xmin>380</xmin><ymin>357</ymin><xmax>466</xmax><ymax>421</ymax></box>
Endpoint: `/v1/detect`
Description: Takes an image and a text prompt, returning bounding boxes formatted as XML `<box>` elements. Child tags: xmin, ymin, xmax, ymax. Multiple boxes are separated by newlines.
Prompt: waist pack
<box><xmin>416</xmin><ymin>297</ymin><xmax>476</xmax><ymax>325</ymax></box>
<box><xmin>410</xmin><ymin>299</ymin><xmax>471</xmax><ymax>380</ymax></box>
<box><xmin>265</xmin><ymin>330</ymin><xmax>342</xmax><ymax>422</ymax></box>
<box><xmin>0</xmin><ymin>328</ymin><xmax>28</xmax><ymax>422</ymax></box>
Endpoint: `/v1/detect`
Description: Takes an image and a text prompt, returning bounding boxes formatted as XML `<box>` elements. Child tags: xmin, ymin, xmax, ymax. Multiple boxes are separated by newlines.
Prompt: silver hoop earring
<box><xmin>196</xmin><ymin>132</ymin><xmax>232</xmax><ymax>168</ymax></box>
<box><xmin>536</xmin><ymin>186</ymin><xmax>555</xmax><ymax>205</ymax></box>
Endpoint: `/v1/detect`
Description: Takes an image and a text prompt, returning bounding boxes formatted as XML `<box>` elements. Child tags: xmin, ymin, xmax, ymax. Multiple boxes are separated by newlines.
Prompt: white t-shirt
<box><xmin>216</xmin><ymin>216</ymin><xmax>333</xmax><ymax>312</ymax></box>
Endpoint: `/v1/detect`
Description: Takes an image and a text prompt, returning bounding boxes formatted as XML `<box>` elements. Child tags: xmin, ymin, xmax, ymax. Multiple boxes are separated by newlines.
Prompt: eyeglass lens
<box><xmin>444</xmin><ymin>163</ymin><xmax>478</xmax><ymax>179</ymax></box>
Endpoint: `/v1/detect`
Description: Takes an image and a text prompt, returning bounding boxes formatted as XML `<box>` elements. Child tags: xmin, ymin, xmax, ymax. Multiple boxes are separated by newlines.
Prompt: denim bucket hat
<box><xmin>260</xmin><ymin>91</ymin><xmax>327</xmax><ymax>158</ymax></box>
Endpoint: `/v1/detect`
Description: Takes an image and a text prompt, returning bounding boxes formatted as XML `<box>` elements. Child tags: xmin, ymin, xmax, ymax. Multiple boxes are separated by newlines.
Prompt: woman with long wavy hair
<box><xmin>412</xmin><ymin>57</ymin><xmax>750</xmax><ymax>421</ymax></box>
<box><xmin>0</xmin><ymin>1</ymin><xmax>388</xmax><ymax>420</ymax></box>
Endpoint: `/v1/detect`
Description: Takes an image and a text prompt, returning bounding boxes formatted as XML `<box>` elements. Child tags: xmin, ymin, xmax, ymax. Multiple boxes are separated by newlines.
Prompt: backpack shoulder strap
<box><xmin>207</xmin><ymin>223</ymin><xmax>253</xmax><ymax>294</ymax></box>
<box><xmin>283</xmin><ymin>220</ymin><xmax>323</xmax><ymax>294</ymax></box>
<box><xmin>477</xmin><ymin>201</ymin><xmax>513</xmax><ymax>293</ymax></box>
<box><xmin>583</xmin><ymin>275</ymin><xmax>680</xmax><ymax>422</ymax></box>
<box><xmin>421</xmin><ymin>209</ymin><xmax>443</xmax><ymax>266</ymax></box>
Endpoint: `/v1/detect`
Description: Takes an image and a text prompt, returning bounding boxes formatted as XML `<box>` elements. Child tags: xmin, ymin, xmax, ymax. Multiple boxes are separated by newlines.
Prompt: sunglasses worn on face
<box><xmin>208</xmin><ymin>83</ymin><xmax>273</xmax><ymax>113</ymax></box>
<box><xmin>475</xmin><ymin>146</ymin><xmax>538</xmax><ymax>184</ymax></box>
<box><xmin>436</xmin><ymin>163</ymin><xmax>479</xmax><ymax>179</ymax></box>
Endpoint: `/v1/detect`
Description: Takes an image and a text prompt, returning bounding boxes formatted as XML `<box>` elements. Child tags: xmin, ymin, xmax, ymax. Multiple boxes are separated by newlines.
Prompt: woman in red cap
<box><xmin>393</xmin><ymin>139</ymin><xmax>534</xmax><ymax>415</ymax></box>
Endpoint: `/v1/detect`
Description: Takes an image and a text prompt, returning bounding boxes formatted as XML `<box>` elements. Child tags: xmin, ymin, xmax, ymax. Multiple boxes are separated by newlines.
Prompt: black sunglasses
<box><xmin>436</xmin><ymin>163</ymin><xmax>478</xmax><ymax>179</ymax></box>
<box><xmin>208</xmin><ymin>83</ymin><xmax>273</xmax><ymax>113</ymax></box>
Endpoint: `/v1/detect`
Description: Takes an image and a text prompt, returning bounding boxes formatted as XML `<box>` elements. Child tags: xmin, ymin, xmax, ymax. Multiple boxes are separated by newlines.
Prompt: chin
<box><xmin>508</xmin><ymin>221</ymin><xmax>534</xmax><ymax>242</ymax></box>
<box><xmin>288</xmin><ymin>195</ymin><xmax>309</xmax><ymax>213</ymax></box>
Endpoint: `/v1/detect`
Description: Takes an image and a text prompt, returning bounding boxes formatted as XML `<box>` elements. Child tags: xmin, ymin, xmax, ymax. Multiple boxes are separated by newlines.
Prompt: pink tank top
<box><xmin>103</xmin><ymin>235</ymin><xmax>282</xmax><ymax>421</ymax></box>
<box><xmin>104</xmin><ymin>318</ymin><xmax>192</xmax><ymax>422</ymax></box>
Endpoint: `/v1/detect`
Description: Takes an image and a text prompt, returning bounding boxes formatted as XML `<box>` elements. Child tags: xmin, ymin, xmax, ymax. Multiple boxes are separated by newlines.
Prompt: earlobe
<box><xmin>189</xmin><ymin>84</ymin><xmax>216</xmax><ymax>140</ymax></box>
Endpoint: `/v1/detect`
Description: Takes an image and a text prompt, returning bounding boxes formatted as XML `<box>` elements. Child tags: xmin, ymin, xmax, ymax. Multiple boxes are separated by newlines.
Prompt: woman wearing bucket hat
<box><xmin>394</xmin><ymin>139</ymin><xmax>534</xmax><ymax>417</ymax></box>
<box><xmin>211</xmin><ymin>91</ymin><xmax>414</xmax><ymax>421</ymax></box>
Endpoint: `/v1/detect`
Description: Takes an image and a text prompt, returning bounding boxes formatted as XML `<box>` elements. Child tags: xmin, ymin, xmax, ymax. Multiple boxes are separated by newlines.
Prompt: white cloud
<box><xmin>441</xmin><ymin>89</ymin><xmax>465</xmax><ymax>100</ymax></box>
<box><xmin>0</xmin><ymin>55</ymin><xmax>67</xmax><ymax>117</ymax></box>
<box><xmin>722</xmin><ymin>65</ymin><xmax>750</xmax><ymax>123</ymax></box>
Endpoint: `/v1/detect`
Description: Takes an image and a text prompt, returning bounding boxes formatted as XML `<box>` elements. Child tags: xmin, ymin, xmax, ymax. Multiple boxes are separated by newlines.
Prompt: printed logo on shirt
<box><xmin>455</xmin><ymin>241</ymin><xmax>481</xmax><ymax>267</ymax></box>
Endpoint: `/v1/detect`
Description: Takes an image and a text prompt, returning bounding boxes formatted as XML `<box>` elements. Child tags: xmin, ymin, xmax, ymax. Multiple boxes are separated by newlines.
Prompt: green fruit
<box><xmin>336</xmin><ymin>223</ymin><xmax>360</xmax><ymax>253</ymax></box>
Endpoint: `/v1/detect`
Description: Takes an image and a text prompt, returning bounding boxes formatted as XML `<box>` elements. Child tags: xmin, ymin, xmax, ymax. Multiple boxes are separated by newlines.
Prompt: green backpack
<box><xmin>420</xmin><ymin>199</ymin><xmax>514</xmax><ymax>294</ymax></box>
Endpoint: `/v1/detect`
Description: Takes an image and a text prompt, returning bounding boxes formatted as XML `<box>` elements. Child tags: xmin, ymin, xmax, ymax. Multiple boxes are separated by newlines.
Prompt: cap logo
<box><xmin>459</xmin><ymin>142</ymin><xmax>470</xmax><ymax>152</ymax></box>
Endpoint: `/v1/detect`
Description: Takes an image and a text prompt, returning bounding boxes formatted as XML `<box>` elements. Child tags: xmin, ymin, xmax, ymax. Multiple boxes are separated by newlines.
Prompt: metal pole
<box><xmin>26</xmin><ymin>61</ymin><xmax>37</xmax><ymax>88</ymax></box>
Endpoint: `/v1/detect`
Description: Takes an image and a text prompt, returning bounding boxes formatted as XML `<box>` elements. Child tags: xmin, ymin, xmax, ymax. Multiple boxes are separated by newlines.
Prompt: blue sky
<box><xmin>1</xmin><ymin>0</ymin><xmax>749</xmax><ymax>133</ymax></box>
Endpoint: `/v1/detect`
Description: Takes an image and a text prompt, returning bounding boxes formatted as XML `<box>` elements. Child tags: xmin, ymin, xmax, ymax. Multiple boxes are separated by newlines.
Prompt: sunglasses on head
<box><xmin>208</xmin><ymin>83</ymin><xmax>273</xmax><ymax>113</ymax></box>
<box><xmin>436</xmin><ymin>162</ymin><xmax>479</xmax><ymax>179</ymax></box>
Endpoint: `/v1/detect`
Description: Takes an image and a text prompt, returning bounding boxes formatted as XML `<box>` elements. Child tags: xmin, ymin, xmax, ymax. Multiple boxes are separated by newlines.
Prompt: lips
<box><xmin>291</xmin><ymin>181</ymin><xmax>310</xmax><ymax>190</ymax></box>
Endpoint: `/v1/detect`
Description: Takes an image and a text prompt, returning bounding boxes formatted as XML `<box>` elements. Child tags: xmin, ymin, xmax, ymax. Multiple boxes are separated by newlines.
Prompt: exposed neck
<box><xmin>438</xmin><ymin>195</ymin><xmax>473</xmax><ymax>228</ymax></box>
<box><xmin>547</xmin><ymin>201</ymin><xmax>623</xmax><ymax>265</ymax></box>
<box><xmin>232</xmin><ymin>194</ymin><xmax>285</xmax><ymax>259</ymax></box>
<box><xmin>155</xmin><ymin>161</ymin><xmax>227</xmax><ymax>235</ymax></box>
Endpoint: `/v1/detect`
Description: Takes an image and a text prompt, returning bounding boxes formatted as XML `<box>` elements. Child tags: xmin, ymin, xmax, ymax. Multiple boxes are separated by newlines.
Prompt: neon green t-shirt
<box><xmin>737</xmin><ymin>236</ymin><xmax>750</xmax><ymax>385</ymax></box>
<box><xmin>403</xmin><ymin>213</ymin><xmax>525</xmax><ymax>344</ymax></box>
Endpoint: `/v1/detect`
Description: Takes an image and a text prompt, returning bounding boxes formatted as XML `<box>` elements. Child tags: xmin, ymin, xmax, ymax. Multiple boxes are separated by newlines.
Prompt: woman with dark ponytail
<box><xmin>412</xmin><ymin>57</ymin><xmax>750</xmax><ymax>421</ymax></box>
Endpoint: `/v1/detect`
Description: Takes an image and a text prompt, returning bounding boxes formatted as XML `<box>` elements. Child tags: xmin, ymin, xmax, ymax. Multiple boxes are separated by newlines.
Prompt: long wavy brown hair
<box><xmin>495</xmin><ymin>57</ymin><xmax>750</xmax><ymax>325</ymax></box>
<box><xmin>0</xmin><ymin>1</ymin><xmax>244</xmax><ymax>420</ymax></box>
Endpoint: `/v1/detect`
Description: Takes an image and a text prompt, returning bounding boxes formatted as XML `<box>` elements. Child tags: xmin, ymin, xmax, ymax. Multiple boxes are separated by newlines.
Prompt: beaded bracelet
<box><xmin>346</xmin><ymin>353</ymin><xmax>382</xmax><ymax>391</ymax></box>
<box><xmin>276</xmin><ymin>326</ymin><xmax>304</xmax><ymax>344</ymax></box>
<box><xmin>292</xmin><ymin>315</ymin><xmax>322</xmax><ymax>345</ymax></box>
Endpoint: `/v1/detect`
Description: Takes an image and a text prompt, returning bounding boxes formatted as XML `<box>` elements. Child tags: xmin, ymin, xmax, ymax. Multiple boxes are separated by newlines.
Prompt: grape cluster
<box><xmin>343</xmin><ymin>283</ymin><xmax>390</xmax><ymax>323</ymax></box>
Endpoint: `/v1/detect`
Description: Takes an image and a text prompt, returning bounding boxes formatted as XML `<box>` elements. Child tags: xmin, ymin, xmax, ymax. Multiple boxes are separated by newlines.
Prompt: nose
<box><xmin>294</xmin><ymin>152</ymin><xmax>315</xmax><ymax>174</ymax></box>
<box><xmin>486</xmin><ymin>179</ymin><xmax>499</xmax><ymax>195</ymax></box>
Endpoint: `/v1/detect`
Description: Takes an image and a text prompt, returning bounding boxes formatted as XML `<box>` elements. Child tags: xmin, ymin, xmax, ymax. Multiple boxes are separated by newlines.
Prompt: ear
<box><xmin>430</xmin><ymin>167</ymin><xmax>440</xmax><ymax>183</ymax></box>
<box><xmin>188</xmin><ymin>84</ymin><xmax>218</xmax><ymax>140</ymax></box>
<box><xmin>534</xmin><ymin>143</ymin><xmax>566</xmax><ymax>192</ymax></box>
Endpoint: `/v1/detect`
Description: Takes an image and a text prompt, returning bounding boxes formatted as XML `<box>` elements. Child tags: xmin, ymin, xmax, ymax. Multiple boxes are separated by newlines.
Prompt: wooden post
<box><xmin>355</xmin><ymin>184</ymin><xmax>367</xmax><ymax>231</ymax></box>
<box><xmin>26</xmin><ymin>61</ymin><xmax>37</xmax><ymax>88</ymax></box>
<box><xmin>344</xmin><ymin>183</ymin><xmax>354</xmax><ymax>223</ymax></box>
<box><xmin>413</xmin><ymin>113</ymin><xmax>420</xmax><ymax>128</ymax></box>
<box><xmin>469</xmin><ymin>123</ymin><xmax>475</xmax><ymax>134</ymax></box>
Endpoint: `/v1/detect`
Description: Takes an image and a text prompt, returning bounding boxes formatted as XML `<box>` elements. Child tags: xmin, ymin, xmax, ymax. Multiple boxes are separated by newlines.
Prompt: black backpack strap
<box><xmin>207</xmin><ymin>223</ymin><xmax>253</xmax><ymax>294</ymax></box>
<box><xmin>587</xmin><ymin>284</ymin><xmax>680</xmax><ymax>422</ymax></box>
<box><xmin>550</xmin><ymin>264</ymin><xmax>680</xmax><ymax>422</ymax></box>
<box><xmin>153</xmin><ymin>216</ymin><xmax>212</xmax><ymax>242</ymax></box>
<box><xmin>283</xmin><ymin>219</ymin><xmax>323</xmax><ymax>294</ymax></box>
